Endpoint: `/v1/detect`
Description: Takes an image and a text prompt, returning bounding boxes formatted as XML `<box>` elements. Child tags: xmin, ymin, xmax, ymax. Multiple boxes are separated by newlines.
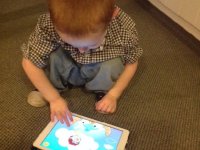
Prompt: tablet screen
<box><xmin>39</xmin><ymin>115</ymin><xmax>123</xmax><ymax>150</ymax></box>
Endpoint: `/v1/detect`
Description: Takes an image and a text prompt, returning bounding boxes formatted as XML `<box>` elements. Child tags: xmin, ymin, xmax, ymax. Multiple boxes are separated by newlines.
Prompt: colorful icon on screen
<box><xmin>68</xmin><ymin>135</ymin><xmax>81</xmax><ymax>146</ymax></box>
<box><xmin>43</xmin><ymin>141</ymin><xmax>50</xmax><ymax>147</ymax></box>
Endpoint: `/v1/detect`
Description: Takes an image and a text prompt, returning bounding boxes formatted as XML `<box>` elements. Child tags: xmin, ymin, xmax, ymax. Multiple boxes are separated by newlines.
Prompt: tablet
<box><xmin>33</xmin><ymin>113</ymin><xmax>129</xmax><ymax>150</ymax></box>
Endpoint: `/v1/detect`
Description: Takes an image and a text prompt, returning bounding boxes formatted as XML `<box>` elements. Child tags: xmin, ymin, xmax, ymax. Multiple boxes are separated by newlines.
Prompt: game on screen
<box><xmin>40</xmin><ymin>115</ymin><xmax>123</xmax><ymax>150</ymax></box>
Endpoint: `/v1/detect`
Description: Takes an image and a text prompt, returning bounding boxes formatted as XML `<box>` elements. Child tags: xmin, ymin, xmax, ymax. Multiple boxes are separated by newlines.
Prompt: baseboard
<box><xmin>136</xmin><ymin>0</ymin><xmax>200</xmax><ymax>55</ymax></box>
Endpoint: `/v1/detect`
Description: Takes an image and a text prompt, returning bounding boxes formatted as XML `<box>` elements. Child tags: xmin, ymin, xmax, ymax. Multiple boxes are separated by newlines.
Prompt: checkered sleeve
<box><xmin>21</xmin><ymin>14</ymin><xmax>57</xmax><ymax>68</ymax></box>
<box><xmin>125</xmin><ymin>25</ymin><xmax>143</xmax><ymax>64</ymax></box>
<box><xmin>121</xmin><ymin>12</ymin><xmax>143</xmax><ymax>64</ymax></box>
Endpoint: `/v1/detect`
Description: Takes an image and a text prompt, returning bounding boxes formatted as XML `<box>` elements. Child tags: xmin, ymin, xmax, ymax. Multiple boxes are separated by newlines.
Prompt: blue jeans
<box><xmin>47</xmin><ymin>47</ymin><xmax>124</xmax><ymax>92</ymax></box>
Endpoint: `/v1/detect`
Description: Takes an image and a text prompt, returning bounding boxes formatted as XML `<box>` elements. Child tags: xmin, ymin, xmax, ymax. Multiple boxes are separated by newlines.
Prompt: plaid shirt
<box><xmin>22</xmin><ymin>8</ymin><xmax>143</xmax><ymax>68</ymax></box>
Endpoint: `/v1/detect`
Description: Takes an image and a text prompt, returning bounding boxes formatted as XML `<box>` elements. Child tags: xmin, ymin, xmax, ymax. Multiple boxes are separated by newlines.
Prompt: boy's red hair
<box><xmin>48</xmin><ymin>0</ymin><xmax>115</xmax><ymax>37</ymax></box>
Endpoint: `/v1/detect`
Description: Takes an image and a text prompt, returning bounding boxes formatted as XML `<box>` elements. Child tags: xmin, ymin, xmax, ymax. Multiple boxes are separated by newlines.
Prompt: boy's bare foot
<box><xmin>27</xmin><ymin>91</ymin><xmax>48</xmax><ymax>107</ymax></box>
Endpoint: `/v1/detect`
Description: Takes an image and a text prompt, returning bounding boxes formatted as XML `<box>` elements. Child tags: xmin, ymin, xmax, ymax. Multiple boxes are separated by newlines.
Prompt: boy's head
<box><xmin>48</xmin><ymin>0</ymin><xmax>116</xmax><ymax>52</ymax></box>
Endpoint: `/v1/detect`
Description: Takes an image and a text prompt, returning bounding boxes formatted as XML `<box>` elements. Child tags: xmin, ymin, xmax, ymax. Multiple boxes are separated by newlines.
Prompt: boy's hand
<box><xmin>50</xmin><ymin>97</ymin><xmax>73</xmax><ymax>126</ymax></box>
<box><xmin>95</xmin><ymin>93</ymin><xmax>117</xmax><ymax>114</ymax></box>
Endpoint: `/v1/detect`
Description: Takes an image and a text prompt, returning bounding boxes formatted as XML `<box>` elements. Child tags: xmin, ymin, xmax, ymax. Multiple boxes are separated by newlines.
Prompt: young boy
<box><xmin>22</xmin><ymin>0</ymin><xmax>143</xmax><ymax>126</ymax></box>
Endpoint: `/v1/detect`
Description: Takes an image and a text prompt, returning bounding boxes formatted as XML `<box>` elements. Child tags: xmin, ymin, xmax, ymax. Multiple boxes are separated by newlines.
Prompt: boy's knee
<box><xmin>49</xmin><ymin>48</ymin><xmax>73</xmax><ymax>67</ymax></box>
<box><xmin>101</xmin><ymin>57</ymin><xmax>124</xmax><ymax>73</ymax></box>
<box><xmin>99</xmin><ymin>57</ymin><xmax>124</xmax><ymax>81</ymax></box>
<box><xmin>49</xmin><ymin>48</ymin><xmax>64</xmax><ymax>62</ymax></box>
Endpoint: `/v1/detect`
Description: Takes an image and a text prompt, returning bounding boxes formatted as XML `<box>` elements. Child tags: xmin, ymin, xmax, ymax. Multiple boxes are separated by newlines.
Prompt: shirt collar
<box><xmin>104</xmin><ymin>10</ymin><xmax>123</xmax><ymax>47</ymax></box>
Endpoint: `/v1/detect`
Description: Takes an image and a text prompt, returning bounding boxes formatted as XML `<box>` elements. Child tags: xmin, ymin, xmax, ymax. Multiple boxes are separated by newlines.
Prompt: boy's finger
<box><xmin>97</xmin><ymin>110</ymin><xmax>109</xmax><ymax>114</ymax></box>
<box><xmin>63</xmin><ymin>118</ymin><xmax>70</xmax><ymax>127</ymax></box>
<box><xmin>96</xmin><ymin>102</ymin><xmax>105</xmax><ymax>111</ymax></box>
<box><xmin>51</xmin><ymin>112</ymin><xmax>55</xmax><ymax>122</ymax></box>
<box><xmin>56</xmin><ymin>112</ymin><xmax>64</xmax><ymax>124</ymax></box>
<box><xmin>62</xmin><ymin>112</ymin><xmax>70</xmax><ymax>127</ymax></box>
<box><xmin>67</xmin><ymin>111</ymin><xmax>73</xmax><ymax>122</ymax></box>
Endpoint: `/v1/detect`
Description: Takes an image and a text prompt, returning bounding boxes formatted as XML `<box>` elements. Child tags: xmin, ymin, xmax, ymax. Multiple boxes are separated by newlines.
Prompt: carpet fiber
<box><xmin>0</xmin><ymin>0</ymin><xmax>199</xmax><ymax>150</ymax></box>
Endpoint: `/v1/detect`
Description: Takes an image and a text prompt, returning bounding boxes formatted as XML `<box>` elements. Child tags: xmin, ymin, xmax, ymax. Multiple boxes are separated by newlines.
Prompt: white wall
<box><xmin>148</xmin><ymin>0</ymin><xmax>200</xmax><ymax>41</ymax></box>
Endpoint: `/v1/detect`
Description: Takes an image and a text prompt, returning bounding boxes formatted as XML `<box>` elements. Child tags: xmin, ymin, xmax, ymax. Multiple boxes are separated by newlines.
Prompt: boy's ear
<box><xmin>112</xmin><ymin>7</ymin><xmax>120</xmax><ymax>19</ymax></box>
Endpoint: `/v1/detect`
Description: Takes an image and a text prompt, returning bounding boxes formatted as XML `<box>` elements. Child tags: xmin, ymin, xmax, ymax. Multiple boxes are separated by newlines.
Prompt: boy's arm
<box><xmin>95</xmin><ymin>61</ymin><xmax>138</xmax><ymax>113</ymax></box>
<box><xmin>108</xmin><ymin>61</ymin><xmax>138</xmax><ymax>99</ymax></box>
<box><xmin>22</xmin><ymin>58</ymin><xmax>73</xmax><ymax>126</ymax></box>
